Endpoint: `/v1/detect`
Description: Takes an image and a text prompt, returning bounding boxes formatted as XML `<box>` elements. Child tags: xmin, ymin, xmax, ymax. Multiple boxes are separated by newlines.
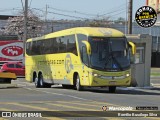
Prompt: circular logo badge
<box><xmin>65</xmin><ymin>54</ymin><xmax>73</xmax><ymax>73</ymax></box>
<box><xmin>135</xmin><ymin>6</ymin><xmax>157</xmax><ymax>28</ymax></box>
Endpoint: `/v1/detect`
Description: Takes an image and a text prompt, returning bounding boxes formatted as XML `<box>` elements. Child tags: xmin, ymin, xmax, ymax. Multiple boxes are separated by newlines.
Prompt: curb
<box><xmin>117</xmin><ymin>86</ymin><xmax>153</xmax><ymax>90</ymax></box>
<box><xmin>151</xmin><ymin>83</ymin><xmax>160</xmax><ymax>88</ymax></box>
<box><xmin>0</xmin><ymin>84</ymin><xmax>18</xmax><ymax>88</ymax></box>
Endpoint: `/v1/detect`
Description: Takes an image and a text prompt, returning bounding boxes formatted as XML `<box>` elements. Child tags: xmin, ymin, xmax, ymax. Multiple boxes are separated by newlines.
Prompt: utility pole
<box><xmin>24</xmin><ymin>0</ymin><xmax>28</xmax><ymax>55</ymax></box>
<box><xmin>23</xmin><ymin>0</ymin><xmax>28</xmax><ymax>55</ymax></box>
<box><xmin>23</xmin><ymin>0</ymin><xmax>28</xmax><ymax>51</ymax></box>
<box><xmin>125</xmin><ymin>0</ymin><xmax>128</xmax><ymax>34</ymax></box>
<box><xmin>128</xmin><ymin>0</ymin><xmax>132</xmax><ymax>34</ymax></box>
<box><xmin>45</xmin><ymin>4</ymin><xmax>48</xmax><ymax>34</ymax></box>
<box><xmin>45</xmin><ymin>4</ymin><xmax>48</xmax><ymax>22</ymax></box>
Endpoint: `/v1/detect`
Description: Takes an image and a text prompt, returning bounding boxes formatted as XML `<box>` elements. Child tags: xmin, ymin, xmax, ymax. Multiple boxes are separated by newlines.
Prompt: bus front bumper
<box><xmin>88</xmin><ymin>76</ymin><xmax>131</xmax><ymax>87</ymax></box>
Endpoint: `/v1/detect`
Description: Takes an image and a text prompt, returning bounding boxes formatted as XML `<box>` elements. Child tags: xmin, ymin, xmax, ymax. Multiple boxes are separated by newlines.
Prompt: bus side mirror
<box><xmin>82</xmin><ymin>41</ymin><xmax>91</xmax><ymax>55</ymax></box>
<box><xmin>128</xmin><ymin>42</ymin><xmax>136</xmax><ymax>64</ymax></box>
<box><xmin>129</xmin><ymin>42</ymin><xmax>136</xmax><ymax>55</ymax></box>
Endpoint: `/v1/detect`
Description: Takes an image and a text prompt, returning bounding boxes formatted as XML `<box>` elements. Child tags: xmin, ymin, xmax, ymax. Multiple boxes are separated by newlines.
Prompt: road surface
<box><xmin>0</xmin><ymin>78</ymin><xmax>159</xmax><ymax>120</ymax></box>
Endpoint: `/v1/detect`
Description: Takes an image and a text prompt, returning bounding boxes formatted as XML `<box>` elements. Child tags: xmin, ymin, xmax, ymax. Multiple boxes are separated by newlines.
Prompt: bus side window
<box><xmin>67</xmin><ymin>35</ymin><xmax>77</xmax><ymax>55</ymax></box>
<box><xmin>32</xmin><ymin>41</ymin><xmax>37</xmax><ymax>55</ymax></box>
<box><xmin>58</xmin><ymin>37</ymin><xmax>67</xmax><ymax>53</ymax></box>
<box><xmin>51</xmin><ymin>38</ymin><xmax>58</xmax><ymax>53</ymax></box>
<box><xmin>40</xmin><ymin>40</ymin><xmax>45</xmax><ymax>54</ymax></box>
<box><xmin>26</xmin><ymin>42</ymin><xmax>31</xmax><ymax>55</ymax></box>
<box><xmin>36</xmin><ymin>41</ymin><xmax>41</xmax><ymax>55</ymax></box>
<box><xmin>81</xmin><ymin>45</ymin><xmax>89</xmax><ymax>66</ymax></box>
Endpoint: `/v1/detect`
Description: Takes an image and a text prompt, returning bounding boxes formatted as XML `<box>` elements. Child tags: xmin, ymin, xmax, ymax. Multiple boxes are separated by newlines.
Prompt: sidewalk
<box><xmin>150</xmin><ymin>68</ymin><xmax>160</xmax><ymax>88</ymax></box>
<box><xmin>151</xmin><ymin>68</ymin><xmax>160</xmax><ymax>76</ymax></box>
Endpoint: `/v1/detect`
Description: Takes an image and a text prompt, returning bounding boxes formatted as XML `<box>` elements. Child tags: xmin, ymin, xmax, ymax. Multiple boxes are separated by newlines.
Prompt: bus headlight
<box><xmin>93</xmin><ymin>74</ymin><xmax>98</xmax><ymax>77</ymax></box>
<box><xmin>93</xmin><ymin>73</ymin><xmax>102</xmax><ymax>77</ymax></box>
<box><xmin>126</xmin><ymin>73</ymin><xmax>130</xmax><ymax>77</ymax></box>
<box><xmin>89</xmin><ymin>72</ymin><xmax>101</xmax><ymax>77</ymax></box>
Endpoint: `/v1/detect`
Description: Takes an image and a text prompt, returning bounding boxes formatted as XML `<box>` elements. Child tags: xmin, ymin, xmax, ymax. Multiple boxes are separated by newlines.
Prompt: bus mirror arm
<box><xmin>82</xmin><ymin>41</ymin><xmax>91</xmax><ymax>55</ymax></box>
<box><xmin>128</xmin><ymin>42</ymin><xmax>136</xmax><ymax>55</ymax></box>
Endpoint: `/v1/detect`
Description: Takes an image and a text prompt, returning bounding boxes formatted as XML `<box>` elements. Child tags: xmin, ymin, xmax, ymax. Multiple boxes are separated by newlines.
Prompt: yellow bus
<box><xmin>25</xmin><ymin>27</ymin><xmax>135</xmax><ymax>92</ymax></box>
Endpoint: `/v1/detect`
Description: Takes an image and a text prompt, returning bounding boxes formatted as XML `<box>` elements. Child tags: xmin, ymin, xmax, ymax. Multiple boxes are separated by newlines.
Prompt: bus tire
<box><xmin>44</xmin><ymin>83</ymin><xmax>52</xmax><ymax>88</ymax></box>
<box><xmin>39</xmin><ymin>74</ymin><xmax>52</xmax><ymax>88</ymax></box>
<box><xmin>109</xmin><ymin>86</ymin><xmax>116</xmax><ymax>93</ymax></box>
<box><xmin>75</xmin><ymin>75</ymin><xmax>83</xmax><ymax>91</ymax></box>
<box><xmin>39</xmin><ymin>74</ymin><xmax>44</xmax><ymax>88</ymax></box>
<box><xmin>35</xmin><ymin>75</ymin><xmax>40</xmax><ymax>88</ymax></box>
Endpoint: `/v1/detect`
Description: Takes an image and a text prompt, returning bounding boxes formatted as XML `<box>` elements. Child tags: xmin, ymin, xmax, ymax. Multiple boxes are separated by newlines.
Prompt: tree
<box><xmin>4</xmin><ymin>10</ymin><xmax>43</xmax><ymax>40</ymax></box>
<box><xmin>89</xmin><ymin>17</ymin><xmax>111</xmax><ymax>27</ymax></box>
<box><xmin>114</xmin><ymin>17</ymin><xmax>126</xmax><ymax>24</ymax></box>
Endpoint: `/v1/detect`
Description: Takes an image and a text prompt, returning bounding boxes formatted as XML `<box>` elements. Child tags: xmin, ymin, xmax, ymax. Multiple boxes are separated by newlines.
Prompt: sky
<box><xmin>0</xmin><ymin>0</ymin><xmax>146</xmax><ymax>20</ymax></box>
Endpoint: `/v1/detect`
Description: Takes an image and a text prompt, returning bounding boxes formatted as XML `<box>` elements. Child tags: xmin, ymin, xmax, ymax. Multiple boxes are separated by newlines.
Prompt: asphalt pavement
<box><xmin>0</xmin><ymin>78</ymin><xmax>160</xmax><ymax>120</ymax></box>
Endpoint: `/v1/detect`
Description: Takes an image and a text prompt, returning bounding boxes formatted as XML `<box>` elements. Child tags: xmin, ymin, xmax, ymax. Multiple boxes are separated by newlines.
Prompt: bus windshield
<box><xmin>89</xmin><ymin>37</ymin><xmax>130</xmax><ymax>71</ymax></box>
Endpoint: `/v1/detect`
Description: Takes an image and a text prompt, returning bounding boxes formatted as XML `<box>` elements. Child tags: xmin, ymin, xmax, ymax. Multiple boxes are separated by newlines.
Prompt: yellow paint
<box><xmin>0</xmin><ymin>72</ymin><xmax>16</xmax><ymax>79</ymax></box>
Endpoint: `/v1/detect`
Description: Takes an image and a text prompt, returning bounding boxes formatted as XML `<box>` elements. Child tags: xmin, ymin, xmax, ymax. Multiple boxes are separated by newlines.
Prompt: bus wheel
<box><xmin>44</xmin><ymin>83</ymin><xmax>52</xmax><ymax>88</ymax></box>
<box><xmin>39</xmin><ymin>74</ymin><xmax>51</xmax><ymax>88</ymax></box>
<box><xmin>39</xmin><ymin>74</ymin><xmax>44</xmax><ymax>88</ymax></box>
<box><xmin>35</xmin><ymin>76</ymin><xmax>40</xmax><ymax>88</ymax></box>
<box><xmin>109</xmin><ymin>86</ymin><xmax>116</xmax><ymax>93</ymax></box>
<box><xmin>75</xmin><ymin>75</ymin><xmax>83</xmax><ymax>91</ymax></box>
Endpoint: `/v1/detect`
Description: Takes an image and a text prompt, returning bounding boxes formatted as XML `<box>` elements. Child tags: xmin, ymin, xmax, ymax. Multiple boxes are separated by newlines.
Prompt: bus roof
<box><xmin>74</xmin><ymin>27</ymin><xmax>124</xmax><ymax>37</ymax></box>
<box><xmin>27</xmin><ymin>27</ymin><xmax>124</xmax><ymax>42</ymax></box>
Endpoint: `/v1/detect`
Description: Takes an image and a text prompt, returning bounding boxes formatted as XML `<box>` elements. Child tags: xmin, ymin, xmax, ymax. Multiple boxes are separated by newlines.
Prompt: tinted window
<box><xmin>67</xmin><ymin>35</ymin><xmax>77</xmax><ymax>55</ymax></box>
<box><xmin>58</xmin><ymin>37</ymin><xmax>67</xmax><ymax>53</ymax></box>
<box><xmin>36</xmin><ymin>40</ymin><xmax>42</xmax><ymax>55</ymax></box>
<box><xmin>7</xmin><ymin>64</ymin><xmax>14</xmax><ymax>68</ymax></box>
<box><xmin>26</xmin><ymin>35</ymin><xmax>77</xmax><ymax>55</ymax></box>
<box><xmin>31</xmin><ymin>41</ymin><xmax>37</xmax><ymax>55</ymax></box>
<box><xmin>16</xmin><ymin>64</ymin><xmax>22</xmax><ymax>68</ymax></box>
<box><xmin>77</xmin><ymin>34</ymin><xmax>87</xmax><ymax>49</ymax></box>
<box><xmin>77</xmin><ymin>34</ymin><xmax>88</xmax><ymax>60</ymax></box>
<box><xmin>51</xmin><ymin>38</ymin><xmax>59</xmax><ymax>53</ymax></box>
<box><xmin>43</xmin><ymin>39</ymin><xmax>52</xmax><ymax>54</ymax></box>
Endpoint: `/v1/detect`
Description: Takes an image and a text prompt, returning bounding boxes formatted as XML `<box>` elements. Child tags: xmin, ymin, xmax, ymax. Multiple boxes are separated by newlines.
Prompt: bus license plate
<box><xmin>109</xmin><ymin>81</ymin><xmax>116</xmax><ymax>85</ymax></box>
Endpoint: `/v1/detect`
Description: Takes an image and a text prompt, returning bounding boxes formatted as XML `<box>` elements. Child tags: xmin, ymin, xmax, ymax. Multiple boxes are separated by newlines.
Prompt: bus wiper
<box><xmin>104</xmin><ymin>53</ymin><xmax>112</xmax><ymax>69</ymax></box>
<box><xmin>104</xmin><ymin>52</ymin><xmax>123</xmax><ymax>71</ymax></box>
<box><xmin>112</xmin><ymin>53</ymin><xmax>123</xmax><ymax>71</ymax></box>
<box><xmin>105</xmin><ymin>43</ymin><xmax>123</xmax><ymax>71</ymax></box>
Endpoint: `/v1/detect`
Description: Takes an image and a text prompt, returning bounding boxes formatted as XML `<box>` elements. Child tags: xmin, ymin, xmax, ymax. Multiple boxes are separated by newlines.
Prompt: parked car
<box><xmin>0</xmin><ymin>62</ymin><xmax>25</xmax><ymax>77</ymax></box>
<box><xmin>0</xmin><ymin>70</ymin><xmax>17</xmax><ymax>83</ymax></box>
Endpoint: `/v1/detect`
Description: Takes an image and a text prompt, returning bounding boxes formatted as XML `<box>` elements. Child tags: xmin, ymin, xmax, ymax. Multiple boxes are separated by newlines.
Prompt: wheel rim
<box><xmin>35</xmin><ymin>77</ymin><xmax>38</xmax><ymax>86</ymax></box>
<box><xmin>40</xmin><ymin>76</ymin><xmax>43</xmax><ymax>86</ymax></box>
<box><xmin>76</xmin><ymin>77</ymin><xmax>80</xmax><ymax>90</ymax></box>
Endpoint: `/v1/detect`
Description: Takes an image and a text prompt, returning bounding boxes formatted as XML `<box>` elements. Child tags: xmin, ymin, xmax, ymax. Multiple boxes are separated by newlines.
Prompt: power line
<box><xmin>32</xmin><ymin>8</ymin><xmax>89</xmax><ymax>20</ymax></box>
<box><xmin>109</xmin><ymin>10</ymin><xmax>126</xmax><ymax>18</ymax></box>
<box><xmin>33</xmin><ymin>7</ymin><xmax>128</xmax><ymax>21</ymax></box>
<box><xmin>0</xmin><ymin>8</ymin><xmax>21</xmax><ymax>12</ymax></box>
<box><xmin>48</xmin><ymin>6</ymin><xmax>98</xmax><ymax>17</ymax></box>
<box><xmin>99</xmin><ymin>5</ymin><xmax>126</xmax><ymax>17</ymax></box>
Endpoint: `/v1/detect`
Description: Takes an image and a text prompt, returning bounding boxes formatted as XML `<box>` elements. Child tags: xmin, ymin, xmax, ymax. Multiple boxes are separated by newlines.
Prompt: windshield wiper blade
<box><xmin>104</xmin><ymin>53</ymin><xmax>112</xmax><ymax>69</ymax></box>
<box><xmin>104</xmin><ymin>40</ymin><xmax>123</xmax><ymax>71</ymax></box>
<box><xmin>112</xmin><ymin>54</ymin><xmax>123</xmax><ymax>71</ymax></box>
<box><xmin>104</xmin><ymin>52</ymin><xmax>123</xmax><ymax>71</ymax></box>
